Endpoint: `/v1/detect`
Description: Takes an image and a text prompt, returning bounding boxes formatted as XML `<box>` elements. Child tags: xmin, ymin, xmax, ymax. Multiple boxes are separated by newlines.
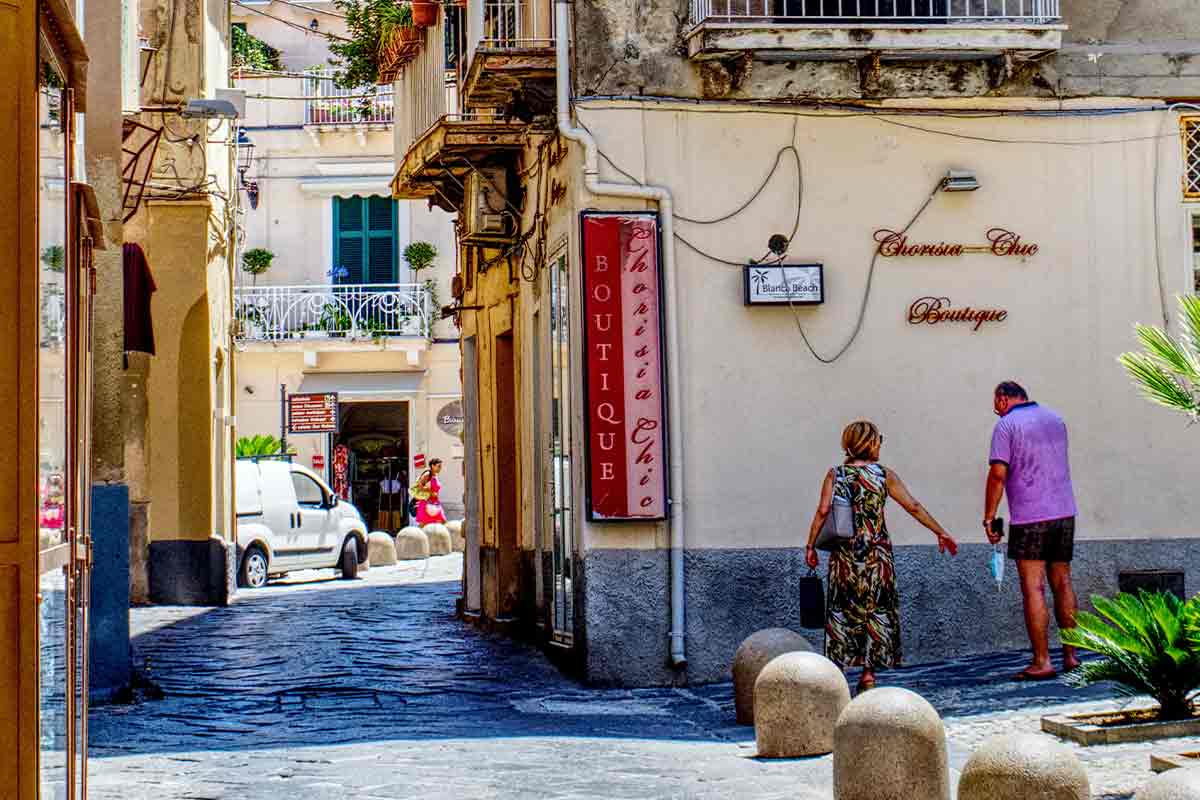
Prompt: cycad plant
<box><xmin>1061</xmin><ymin>590</ymin><xmax>1200</xmax><ymax>721</ymax></box>
<box><xmin>1118</xmin><ymin>295</ymin><xmax>1200</xmax><ymax>421</ymax></box>
<box><xmin>236</xmin><ymin>434</ymin><xmax>287</xmax><ymax>458</ymax></box>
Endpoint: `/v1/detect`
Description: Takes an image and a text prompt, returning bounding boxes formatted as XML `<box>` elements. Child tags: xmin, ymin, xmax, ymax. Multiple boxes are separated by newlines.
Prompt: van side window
<box><xmin>291</xmin><ymin>472</ymin><xmax>325</xmax><ymax>506</ymax></box>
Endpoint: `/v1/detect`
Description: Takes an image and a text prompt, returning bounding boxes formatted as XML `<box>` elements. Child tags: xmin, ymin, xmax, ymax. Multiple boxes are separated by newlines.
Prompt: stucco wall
<box><xmin>571</xmin><ymin>0</ymin><xmax>1200</xmax><ymax>101</ymax></box>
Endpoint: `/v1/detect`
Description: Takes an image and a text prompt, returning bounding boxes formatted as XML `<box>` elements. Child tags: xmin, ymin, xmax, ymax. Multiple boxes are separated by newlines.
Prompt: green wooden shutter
<box><xmin>333</xmin><ymin>196</ymin><xmax>365</xmax><ymax>284</ymax></box>
<box><xmin>333</xmin><ymin>196</ymin><xmax>396</xmax><ymax>284</ymax></box>
<box><xmin>366</xmin><ymin>196</ymin><xmax>397</xmax><ymax>284</ymax></box>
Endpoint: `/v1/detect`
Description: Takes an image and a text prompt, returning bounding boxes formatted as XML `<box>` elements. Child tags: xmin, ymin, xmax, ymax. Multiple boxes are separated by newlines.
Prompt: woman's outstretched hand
<box><xmin>805</xmin><ymin>545</ymin><xmax>819</xmax><ymax>569</ymax></box>
<box><xmin>937</xmin><ymin>533</ymin><xmax>959</xmax><ymax>556</ymax></box>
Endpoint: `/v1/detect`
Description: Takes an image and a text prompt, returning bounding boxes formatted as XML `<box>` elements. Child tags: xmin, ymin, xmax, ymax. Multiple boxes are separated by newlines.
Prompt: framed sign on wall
<box><xmin>744</xmin><ymin>264</ymin><xmax>824</xmax><ymax>306</ymax></box>
<box><xmin>580</xmin><ymin>211</ymin><xmax>668</xmax><ymax>522</ymax></box>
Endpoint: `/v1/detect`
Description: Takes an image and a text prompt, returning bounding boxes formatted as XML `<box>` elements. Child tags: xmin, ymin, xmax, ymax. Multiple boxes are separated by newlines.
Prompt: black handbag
<box><xmin>799</xmin><ymin>567</ymin><xmax>826</xmax><ymax>630</ymax></box>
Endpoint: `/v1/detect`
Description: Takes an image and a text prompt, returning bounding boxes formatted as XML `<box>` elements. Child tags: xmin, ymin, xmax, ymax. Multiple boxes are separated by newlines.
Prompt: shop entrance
<box><xmin>334</xmin><ymin>401</ymin><xmax>410</xmax><ymax>534</ymax></box>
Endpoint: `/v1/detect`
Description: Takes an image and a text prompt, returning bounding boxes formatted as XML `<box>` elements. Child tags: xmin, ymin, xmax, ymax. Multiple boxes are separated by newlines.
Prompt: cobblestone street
<box><xmin>88</xmin><ymin>555</ymin><xmax>1199</xmax><ymax>800</ymax></box>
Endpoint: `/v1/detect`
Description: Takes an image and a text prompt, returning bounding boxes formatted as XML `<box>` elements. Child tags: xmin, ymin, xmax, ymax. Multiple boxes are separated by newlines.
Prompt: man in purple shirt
<box><xmin>983</xmin><ymin>381</ymin><xmax>1080</xmax><ymax>680</ymax></box>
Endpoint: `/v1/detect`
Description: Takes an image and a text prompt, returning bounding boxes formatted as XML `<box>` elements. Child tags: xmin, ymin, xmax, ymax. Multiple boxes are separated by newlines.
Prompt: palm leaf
<box><xmin>1133</xmin><ymin>324</ymin><xmax>1200</xmax><ymax>383</ymax></box>
<box><xmin>1180</xmin><ymin>294</ymin><xmax>1200</xmax><ymax>357</ymax></box>
<box><xmin>1118</xmin><ymin>353</ymin><xmax>1197</xmax><ymax>413</ymax></box>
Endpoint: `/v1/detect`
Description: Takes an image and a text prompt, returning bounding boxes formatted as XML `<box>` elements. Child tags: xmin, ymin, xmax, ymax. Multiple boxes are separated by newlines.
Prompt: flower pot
<box><xmin>303</xmin><ymin>330</ymin><xmax>330</xmax><ymax>339</ymax></box>
<box><xmin>412</xmin><ymin>1</ymin><xmax>438</xmax><ymax>28</ymax></box>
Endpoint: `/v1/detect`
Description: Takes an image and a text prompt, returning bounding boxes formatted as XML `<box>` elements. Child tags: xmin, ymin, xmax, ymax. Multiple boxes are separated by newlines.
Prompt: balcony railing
<box><xmin>235</xmin><ymin>284</ymin><xmax>431</xmax><ymax>342</ymax></box>
<box><xmin>692</xmin><ymin>0</ymin><xmax>1060</xmax><ymax>24</ymax></box>
<box><xmin>481</xmin><ymin>0</ymin><xmax>554</xmax><ymax>48</ymax></box>
<box><xmin>303</xmin><ymin>70</ymin><xmax>394</xmax><ymax>126</ymax></box>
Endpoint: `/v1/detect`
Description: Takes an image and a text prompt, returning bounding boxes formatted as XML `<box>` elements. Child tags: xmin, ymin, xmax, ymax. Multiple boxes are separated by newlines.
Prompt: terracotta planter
<box><xmin>412</xmin><ymin>2</ymin><xmax>438</xmax><ymax>27</ymax></box>
<box><xmin>377</xmin><ymin>25</ymin><xmax>423</xmax><ymax>84</ymax></box>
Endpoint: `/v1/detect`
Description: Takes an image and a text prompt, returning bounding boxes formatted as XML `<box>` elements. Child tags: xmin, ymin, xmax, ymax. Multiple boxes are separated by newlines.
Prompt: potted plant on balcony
<box><xmin>403</xmin><ymin>240</ymin><xmax>437</xmax><ymax>277</ymax></box>
<box><xmin>242</xmin><ymin>305</ymin><xmax>267</xmax><ymax>339</ymax></box>
<box><xmin>242</xmin><ymin>247</ymin><xmax>275</xmax><ymax>286</ymax></box>
<box><xmin>329</xmin><ymin>0</ymin><xmax>419</xmax><ymax>88</ymax></box>
<box><xmin>411</xmin><ymin>0</ymin><xmax>438</xmax><ymax>28</ymax></box>
<box><xmin>319</xmin><ymin>302</ymin><xmax>353</xmax><ymax>337</ymax></box>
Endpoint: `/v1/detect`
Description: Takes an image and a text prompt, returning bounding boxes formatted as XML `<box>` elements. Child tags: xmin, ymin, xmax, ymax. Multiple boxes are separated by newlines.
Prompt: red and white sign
<box><xmin>311</xmin><ymin>454</ymin><xmax>325</xmax><ymax>471</ymax></box>
<box><xmin>413</xmin><ymin>452</ymin><xmax>426</xmax><ymax>470</ymax></box>
<box><xmin>581</xmin><ymin>212</ymin><xmax>667</xmax><ymax>521</ymax></box>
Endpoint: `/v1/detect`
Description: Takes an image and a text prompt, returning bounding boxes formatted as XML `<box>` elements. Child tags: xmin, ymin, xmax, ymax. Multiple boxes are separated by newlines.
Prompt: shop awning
<box><xmin>298</xmin><ymin>372</ymin><xmax>423</xmax><ymax>402</ymax></box>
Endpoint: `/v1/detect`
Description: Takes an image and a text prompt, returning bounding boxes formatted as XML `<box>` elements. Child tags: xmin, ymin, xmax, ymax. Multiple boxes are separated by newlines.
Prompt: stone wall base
<box><xmin>148</xmin><ymin>536</ymin><xmax>234</xmax><ymax>606</ymax></box>
<box><xmin>576</xmin><ymin>538</ymin><xmax>1200</xmax><ymax>687</ymax></box>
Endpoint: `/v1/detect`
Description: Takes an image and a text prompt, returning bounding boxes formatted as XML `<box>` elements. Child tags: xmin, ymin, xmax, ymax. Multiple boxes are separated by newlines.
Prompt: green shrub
<box><xmin>1063</xmin><ymin>590</ymin><xmax>1200</xmax><ymax>720</ymax></box>
<box><xmin>403</xmin><ymin>240</ymin><xmax>437</xmax><ymax>274</ymax></box>
<box><xmin>232</xmin><ymin>26</ymin><xmax>281</xmax><ymax>72</ymax></box>
<box><xmin>242</xmin><ymin>248</ymin><xmax>275</xmax><ymax>284</ymax></box>
<box><xmin>328</xmin><ymin>0</ymin><xmax>413</xmax><ymax>88</ymax></box>
<box><xmin>41</xmin><ymin>245</ymin><xmax>65</xmax><ymax>273</ymax></box>
<box><xmin>236</xmin><ymin>434</ymin><xmax>289</xmax><ymax>457</ymax></box>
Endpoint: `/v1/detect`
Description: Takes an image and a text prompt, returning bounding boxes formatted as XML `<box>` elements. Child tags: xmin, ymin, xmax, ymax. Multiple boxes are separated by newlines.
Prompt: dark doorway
<box><xmin>334</xmin><ymin>401</ymin><xmax>409</xmax><ymax>533</ymax></box>
<box><xmin>494</xmin><ymin>332</ymin><xmax>521</xmax><ymax>619</ymax></box>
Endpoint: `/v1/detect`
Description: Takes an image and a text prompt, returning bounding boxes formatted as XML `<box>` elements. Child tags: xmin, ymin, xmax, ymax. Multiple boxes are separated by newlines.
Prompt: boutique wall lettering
<box><xmin>580</xmin><ymin>212</ymin><xmax>668</xmax><ymax>521</ymax></box>
<box><xmin>908</xmin><ymin>297</ymin><xmax>1008</xmax><ymax>331</ymax></box>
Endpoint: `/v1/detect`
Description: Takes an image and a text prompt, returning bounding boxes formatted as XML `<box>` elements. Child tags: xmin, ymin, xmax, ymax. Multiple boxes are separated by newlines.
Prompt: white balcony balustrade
<box><xmin>235</xmin><ymin>283</ymin><xmax>432</xmax><ymax>343</ymax></box>
<box><xmin>691</xmin><ymin>0</ymin><xmax>1060</xmax><ymax>23</ymax></box>
<box><xmin>481</xmin><ymin>0</ymin><xmax>555</xmax><ymax>48</ymax></box>
<box><xmin>303</xmin><ymin>70</ymin><xmax>394</xmax><ymax>127</ymax></box>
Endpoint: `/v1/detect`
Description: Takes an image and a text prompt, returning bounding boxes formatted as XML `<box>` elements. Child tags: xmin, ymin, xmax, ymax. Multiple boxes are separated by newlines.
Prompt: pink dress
<box><xmin>416</xmin><ymin>475</ymin><xmax>447</xmax><ymax>525</ymax></box>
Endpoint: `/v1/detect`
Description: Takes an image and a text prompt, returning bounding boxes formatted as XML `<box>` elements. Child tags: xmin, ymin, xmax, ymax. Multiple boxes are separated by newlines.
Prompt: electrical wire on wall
<box><xmin>576</xmin><ymin>99</ymin><xmax>1195</xmax><ymax>363</ymax></box>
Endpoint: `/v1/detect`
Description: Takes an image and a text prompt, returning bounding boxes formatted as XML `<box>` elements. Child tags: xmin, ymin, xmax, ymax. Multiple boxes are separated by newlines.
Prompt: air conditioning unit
<box><xmin>461</xmin><ymin>166</ymin><xmax>516</xmax><ymax>246</ymax></box>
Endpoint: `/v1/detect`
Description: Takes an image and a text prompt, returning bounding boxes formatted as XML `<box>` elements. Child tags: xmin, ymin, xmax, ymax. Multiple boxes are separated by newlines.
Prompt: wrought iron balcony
<box><xmin>234</xmin><ymin>283</ymin><xmax>431</xmax><ymax>343</ymax></box>
<box><xmin>687</xmin><ymin>0</ymin><xmax>1064</xmax><ymax>59</ymax></box>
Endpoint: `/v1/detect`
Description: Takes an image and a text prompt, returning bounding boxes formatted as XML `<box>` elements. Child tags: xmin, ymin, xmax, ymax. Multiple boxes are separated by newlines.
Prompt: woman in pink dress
<box><xmin>414</xmin><ymin>458</ymin><xmax>447</xmax><ymax>526</ymax></box>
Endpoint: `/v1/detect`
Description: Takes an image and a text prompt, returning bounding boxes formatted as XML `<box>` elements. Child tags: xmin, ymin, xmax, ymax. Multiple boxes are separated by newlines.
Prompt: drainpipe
<box><xmin>554</xmin><ymin>0</ymin><xmax>687</xmax><ymax>668</ymax></box>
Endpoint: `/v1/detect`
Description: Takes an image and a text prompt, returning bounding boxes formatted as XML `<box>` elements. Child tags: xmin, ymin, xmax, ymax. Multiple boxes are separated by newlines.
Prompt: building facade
<box><xmin>232</xmin><ymin>0</ymin><xmax>464</xmax><ymax>535</ymax></box>
<box><xmin>393</xmin><ymin>0</ymin><xmax>1200</xmax><ymax>685</ymax></box>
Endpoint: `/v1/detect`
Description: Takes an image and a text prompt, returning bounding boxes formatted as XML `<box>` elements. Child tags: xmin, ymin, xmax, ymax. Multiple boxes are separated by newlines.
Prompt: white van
<box><xmin>235</xmin><ymin>458</ymin><xmax>369</xmax><ymax>588</ymax></box>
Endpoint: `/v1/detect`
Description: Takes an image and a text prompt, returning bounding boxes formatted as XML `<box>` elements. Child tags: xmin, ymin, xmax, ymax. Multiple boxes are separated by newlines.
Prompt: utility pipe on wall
<box><xmin>554</xmin><ymin>0</ymin><xmax>687</xmax><ymax>668</ymax></box>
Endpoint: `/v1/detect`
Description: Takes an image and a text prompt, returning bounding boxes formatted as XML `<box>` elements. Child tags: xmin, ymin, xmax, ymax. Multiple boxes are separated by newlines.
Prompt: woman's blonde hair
<box><xmin>841</xmin><ymin>420</ymin><xmax>881</xmax><ymax>462</ymax></box>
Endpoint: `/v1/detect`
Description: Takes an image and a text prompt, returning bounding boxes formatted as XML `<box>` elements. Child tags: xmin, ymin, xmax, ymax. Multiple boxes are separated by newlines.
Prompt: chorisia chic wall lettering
<box><xmin>874</xmin><ymin>227</ymin><xmax>1038</xmax><ymax>258</ymax></box>
<box><xmin>581</xmin><ymin>213</ymin><xmax>667</xmax><ymax>521</ymax></box>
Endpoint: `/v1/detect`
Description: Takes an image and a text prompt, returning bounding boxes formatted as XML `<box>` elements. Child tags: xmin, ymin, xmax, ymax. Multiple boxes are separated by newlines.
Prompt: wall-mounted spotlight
<box><xmin>942</xmin><ymin>169</ymin><xmax>980</xmax><ymax>192</ymax></box>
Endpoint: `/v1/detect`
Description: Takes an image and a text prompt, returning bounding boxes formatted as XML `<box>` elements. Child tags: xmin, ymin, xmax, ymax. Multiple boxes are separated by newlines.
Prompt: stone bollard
<box><xmin>424</xmin><ymin>523</ymin><xmax>452</xmax><ymax>556</ymax></box>
<box><xmin>395</xmin><ymin>527</ymin><xmax>430</xmax><ymax>560</ymax></box>
<box><xmin>754</xmin><ymin>652</ymin><xmax>850</xmax><ymax>758</ymax></box>
<box><xmin>367</xmin><ymin>531</ymin><xmax>398</xmax><ymax>567</ymax></box>
<box><xmin>446</xmin><ymin>519</ymin><xmax>465</xmax><ymax>552</ymax></box>
<box><xmin>732</xmin><ymin>628</ymin><xmax>813</xmax><ymax>724</ymax></box>
<box><xmin>834</xmin><ymin>687</ymin><xmax>950</xmax><ymax>800</ymax></box>
<box><xmin>959</xmin><ymin>733</ymin><xmax>1089</xmax><ymax>800</ymax></box>
<box><xmin>1137</xmin><ymin>767</ymin><xmax>1200</xmax><ymax>800</ymax></box>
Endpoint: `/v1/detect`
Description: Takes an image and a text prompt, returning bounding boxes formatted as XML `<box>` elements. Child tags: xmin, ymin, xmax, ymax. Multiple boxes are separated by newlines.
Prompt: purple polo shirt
<box><xmin>988</xmin><ymin>402</ymin><xmax>1078</xmax><ymax>526</ymax></box>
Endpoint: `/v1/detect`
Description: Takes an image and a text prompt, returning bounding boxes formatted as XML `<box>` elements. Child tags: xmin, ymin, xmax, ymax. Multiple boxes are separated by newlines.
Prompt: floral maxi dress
<box><xmin>825</xmin><ymin>464</ymin><xmax>902</xmax><ymax>670</ymax></box>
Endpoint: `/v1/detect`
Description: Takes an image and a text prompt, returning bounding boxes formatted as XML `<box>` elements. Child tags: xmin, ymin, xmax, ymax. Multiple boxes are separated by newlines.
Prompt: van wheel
<box><xmin>340</xmin><ymin>538</ymin><xmax>358</xmax><ymax>580</ymax></box>
<box><xmin>240</xmin><ymin>547</ymin><xmax>269</xmax><ymax>589</ymax></box>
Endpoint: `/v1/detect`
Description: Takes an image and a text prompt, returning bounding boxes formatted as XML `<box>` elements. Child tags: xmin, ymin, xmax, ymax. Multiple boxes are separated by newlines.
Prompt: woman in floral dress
<box><xmin>805</xmin><ymin>421</ymin><xmax>958</xmax><ymax>693</ymax></box>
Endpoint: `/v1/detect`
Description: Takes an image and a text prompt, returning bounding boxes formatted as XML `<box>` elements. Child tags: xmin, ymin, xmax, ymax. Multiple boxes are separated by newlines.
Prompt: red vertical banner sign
<box><xmin>581</xmin><ymin>212</ymin><xmax>668</xmax><ymax>521</ymax></box>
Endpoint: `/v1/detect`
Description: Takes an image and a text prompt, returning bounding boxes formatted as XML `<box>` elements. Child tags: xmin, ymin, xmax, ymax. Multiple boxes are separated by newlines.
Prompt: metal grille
<box><xmin>303</xmin><ymin>70</ymin><xmax>394</xmax><ymax>127</ymax></box>
<box><xmin>693</xmin><ymin>0</ymin><xmax>1059</xmax><ymax>23</ymax></box>
<box><xmin>481</xmin><ymin>0</ymin><xmax>555</xmax><ymax>48</ymax></box>
<box><xmin>235</xmin><ymin>284</ymin><xmax>431</xmax><ymax>341</ymax></box>
<box><xmin>1183</xmin><ymin>117</ymin><xmax>1200</xmax><ymax>200</ymax></box>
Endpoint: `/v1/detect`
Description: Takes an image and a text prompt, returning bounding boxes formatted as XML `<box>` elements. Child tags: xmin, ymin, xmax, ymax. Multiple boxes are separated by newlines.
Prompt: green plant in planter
<box><xmin>403</xmin><ymin>241</ymin><xmax>437</xmax><ymax>275</ymax></box>
<box><xmin>232</xmin><ymin>26</ymin><xmax>281</xmax><ymax>71</ymax></box>
<box><xmin>236</xmin><ymin>434</ymin><xmax>290</xmax><ymax>457</ymax></box>
<box><xmin>1062</xmin><ymin>589</ymin><xmax>1200</xmax><ymax>721</ymax></box>
<box><xmin>423</xmin><ymin>278</ymin><xmax>440</xmax><ymax>328</ymax></box>
<box><xmin>242</xmin><ymin>247</ymin><xmax>275</xmax><ymax>285</ymax></box>
<box><xmin>319</xmin><ymin>302</ymin><xmax>352</xmax><ymax>333</ymax></box>
<box><xmin>1119</xmin><ymin>295</ymin><xmax>1200</xmax><ymax>422</ymax></box>
<box><xmin>328</xmin><ymin>0</ymin><xmax>413</xmax><ymax>88</ymax></box>
<box><xmin>40</xmin><ymin>245</ymin><xmax>65</xmax><ymax>273</ymax></box>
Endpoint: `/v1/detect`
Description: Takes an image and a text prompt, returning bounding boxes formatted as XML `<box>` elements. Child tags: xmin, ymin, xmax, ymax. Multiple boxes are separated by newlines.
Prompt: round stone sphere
<box><xmin>834</xmin><ymin>687</ymin><xmax>950</xmax><ymax>800</ymax></box>
<box><xmin>395</xmin><ymin>527</ymin><xmax>430</xmax><ymax>560</ymax></box>
<box><xmin>1137</xmin><ymin>767</ymin><xmax>1200</xmax><ymax>800</ymax></box>
<box><xmin>732</xmin><ymin>627</ymin><xmax>813</xmax><ymax>724</ymax></box>
<box><xmin>754</xmin><ymin>651</ymin><xmax>850</xmax><ymax>758</ymax></box>
<box><xmin>445</xmin><ymin>519</ymin><xmax>465</xmax><ymax>552</ymax></box>
<box><xmin>959</xmin><ymin>733</ymin><xmax>1089</xmax><ymax>800</ymax></box>
<box><xmin>367</xmin><ymin>531</ymin><xmax>398</xmax><ymax>567</ymax></box>
<box><xmin>424</xmin><ymin>523</ymin><xmax>452</xmax><ymax>556</ymax></box>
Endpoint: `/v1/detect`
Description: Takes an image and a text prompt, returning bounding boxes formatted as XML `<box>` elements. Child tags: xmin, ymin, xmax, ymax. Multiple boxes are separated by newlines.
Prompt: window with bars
<box><xmin>332</xmin><ymin>196</ymin><xmax>397</xmax><ymax>284</ymax></box>
<box><xmin>1184</xmin><ymin>117</ymin><xmax>1200</xmax><ymax>201</ymax></box>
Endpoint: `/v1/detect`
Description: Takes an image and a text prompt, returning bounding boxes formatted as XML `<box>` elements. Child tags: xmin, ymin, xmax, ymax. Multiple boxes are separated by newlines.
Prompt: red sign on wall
<box><xmin>581</xmin><ymin>212</ymin><xmax>667</xmax><ymax>521</ymax></box>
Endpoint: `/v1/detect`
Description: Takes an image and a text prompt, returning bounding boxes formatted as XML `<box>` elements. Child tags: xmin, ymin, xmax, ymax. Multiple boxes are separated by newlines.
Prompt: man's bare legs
<box><xmin>1016</xmin><ymin>559</ymin><xmax>1056</xmax><ymax>677</ymax></box>
<box><xmin>1048</xmin><ymin>561</ymin><xmax>1080</xmax><ymax>670</ymax></box>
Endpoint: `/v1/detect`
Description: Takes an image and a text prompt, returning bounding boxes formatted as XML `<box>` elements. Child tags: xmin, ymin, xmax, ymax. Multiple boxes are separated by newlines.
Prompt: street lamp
<box><xmin>236</xmin><ymin>128</ymin><xmax>255</xmax><ymax>186</ymax></box>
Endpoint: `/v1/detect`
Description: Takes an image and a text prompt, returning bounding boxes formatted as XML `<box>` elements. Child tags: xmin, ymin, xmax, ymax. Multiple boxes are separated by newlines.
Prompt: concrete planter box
<box><xmin>1150</xmin><ymin>751</ymin><xmax>1200</xmax><ymax>773</ymax></box>
<box><xmin>1042</xmin><ymin>709</ymin><xmax>1200</xmax><ymax>746</ymax></box>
